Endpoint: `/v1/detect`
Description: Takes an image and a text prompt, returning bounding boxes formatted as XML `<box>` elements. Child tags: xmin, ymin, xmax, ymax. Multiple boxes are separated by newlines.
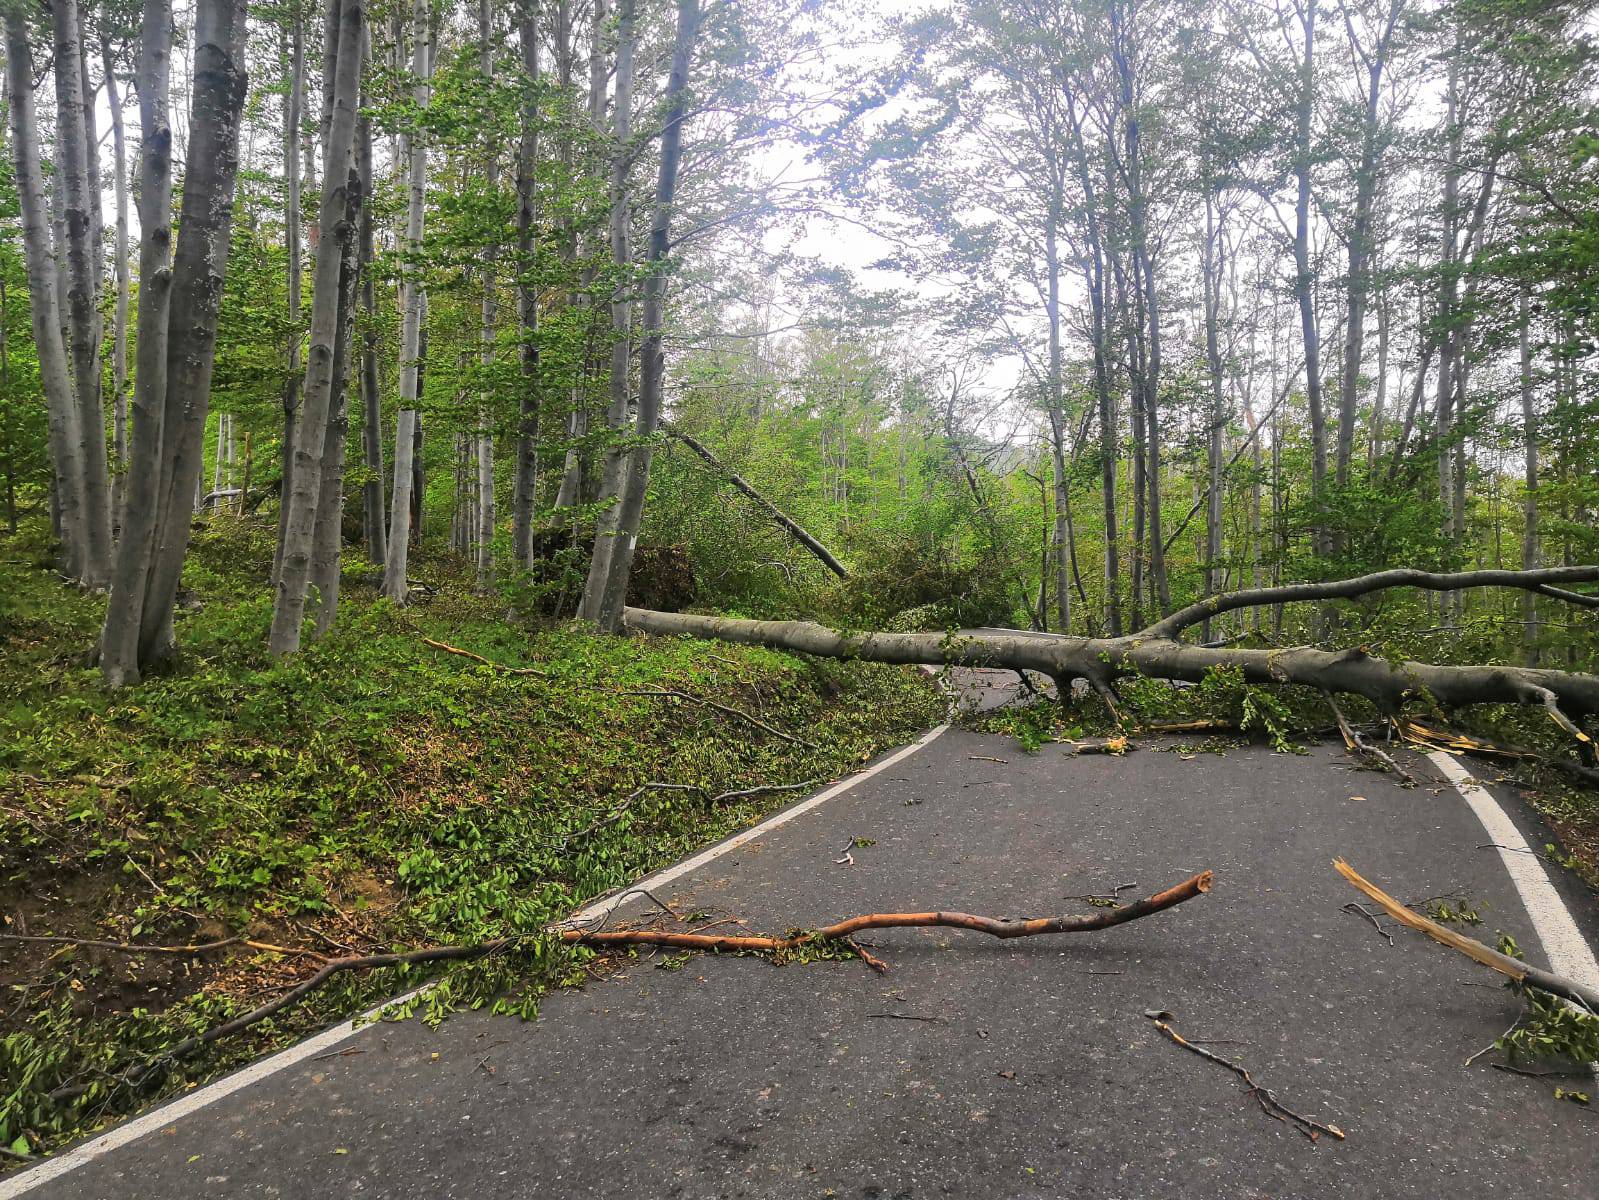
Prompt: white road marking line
<box><xmin>1428</xmin><ymin>751</ymin><xmax>1599</xmax><ymax>999</ymax></box>
<box><xmin>0</xmin><ymin>724</ymin><xmax>951</xmax><ymax>1197</ymax></box>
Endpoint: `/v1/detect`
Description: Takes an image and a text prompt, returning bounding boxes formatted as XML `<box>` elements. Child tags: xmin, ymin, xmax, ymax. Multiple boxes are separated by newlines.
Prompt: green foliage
<box><xmin>0</xmin><ymin>519</ymin><xmax>941</xmax><ymax>1160</ymax></box>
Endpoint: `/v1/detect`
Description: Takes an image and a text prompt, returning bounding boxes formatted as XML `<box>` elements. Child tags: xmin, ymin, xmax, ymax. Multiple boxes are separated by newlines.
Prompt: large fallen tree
<box><xmin>623</xmin><ymin>566</ymin><xmax>1599</xmax><ymax>755</ymax></box>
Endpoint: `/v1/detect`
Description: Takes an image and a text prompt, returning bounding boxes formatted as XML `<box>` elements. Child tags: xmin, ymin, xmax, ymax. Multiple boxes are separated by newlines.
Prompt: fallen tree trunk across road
<box><xmin>623</xmin><ymin>566</ymin><xmax>1599</xmax><ymax>747</ymax></box>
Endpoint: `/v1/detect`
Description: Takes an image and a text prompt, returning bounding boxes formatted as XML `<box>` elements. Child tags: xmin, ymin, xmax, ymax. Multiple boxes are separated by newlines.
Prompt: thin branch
<box><xmin>1146</xmin><ymin>1013</ymin><xmax>1345</xmax><ymax>1141</ymax></box>
<box><xmin>1142</xmin><ymin>567</ymin><xmax>1599</xmax><ymax>640</ymax></box>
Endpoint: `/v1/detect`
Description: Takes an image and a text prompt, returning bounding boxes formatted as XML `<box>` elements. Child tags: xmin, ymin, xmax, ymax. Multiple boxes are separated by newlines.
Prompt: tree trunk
<box><xmin>1200</xmin><ymin>188</ymin><xmax>1225</xmax><ymax>640</ymax></box>
<box><xmin>98</xmin><ymin>0</ymin><xmax>174</xmax><ymax>687</ymax></box>
<box><xmin>591</xmin><ymin>0</ymin><xmax>700</xmax><ymax>631</ymax></box>
<box><xmin>356</xmin><ymin>40</ymin><xmax>385</xmax><ymax>566</ymax></box>
<box><xmin>666</xmin><ymin>423</ymin><xmax>849</xmax><ymax>578</ymax></box>
<box><xmin>1293</xmin><ymin>0</ymin><xmax>1327</xmax><ymax>557</ymax></box>
<box><xmin>1337</xmin><ymin>4</ymin><xmax>1398</xmax><ymax>494</ymax></box>
<box><xmin>270</xmin><ymin>0</ymin><xmax>364</xmax><ymax>654</ymax></box>
<box><xmin>380</xmin><ymin>0</ymin><xmax>432</xmax><ymax>603</ymax></box>
<box><xmin>1043</xmin><ymin>172</ymin><xmax>1071</xmax><ymax>634</ymax></box>
<box><xmin>274</xmin><ymin>5</ymin><xmax>306</xmax><ymax>583</ymax></box>
<box><xmin>1519</xmin><ymin>290</ymin><xmax>1539</xmax><ymax>666</ymax></box>
<box><xmin>310</xmin><ymin>150</ymin><xmax>362</xmax><ymax>639</ymax></box>
<box><xmin>511</xmin><ymin>0</ymin><xmax>541</xmax><ymax>567</ymax></box>
<box><xmin>474</xmin><ymin>0</ymin><xmax>499</xmax><ymax>589</ymax></box>
<box><xmin>623</xmin><ymin>565</ymin><xmax>1599</xmax><ymax>723</ymax></box>
<box><xmin>103</xmin><ymin>34</ymin><xmax>132</xmax><ymax>536</ymax></box>
<box><xmin>4</xmin><ymin>10</ymin><xmax>89</xmax><ymax>583</ymax></box>
<box><xmin>579</xmin><ymin>0</ymin><xmax>640</xmax><ymax>624</ymax></box>
<box><xmin>51</xmin><ymin>0</ymin><xmax>113</xmax><ymax>588</ymax></box>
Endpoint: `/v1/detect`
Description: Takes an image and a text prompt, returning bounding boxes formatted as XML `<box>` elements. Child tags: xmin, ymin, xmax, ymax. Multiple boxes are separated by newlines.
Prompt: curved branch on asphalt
<box><xmin>50</xmin><ymin>872</ymin><xmax>1212</xmax><ymax>1106</ymax></box>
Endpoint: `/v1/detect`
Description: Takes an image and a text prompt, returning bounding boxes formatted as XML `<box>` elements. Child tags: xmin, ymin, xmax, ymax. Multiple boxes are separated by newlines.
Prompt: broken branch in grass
<box><xmin>1145</xmin><ymin>1012</ymin><xmax>1345</xmax><ymax>1142</ymax></box>
<box><xmin>619</xmin><ymin>688</ymin><xmax>819</xmax><ymax>749</ymax></box>
<box><xmin>1333</xmin><ymin>859</ymin><xmax>1599</xmax><ymax>1012</ymax></box>
<box><xmin>420</xmin><ymin>637</ymin><xmax>550</xmax><ymax>676</ymax></box>
<box><xmin>0</xmin><ymin>933</ymin><xmax>319</xmax><ymax>959</ymax></box>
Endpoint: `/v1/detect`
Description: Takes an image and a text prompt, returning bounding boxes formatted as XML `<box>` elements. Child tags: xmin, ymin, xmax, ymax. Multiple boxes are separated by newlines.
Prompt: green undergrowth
<box><xmin>0</xmin><ymin>518</ymin><xmax>941</xmax><ymax>1164</ymax></box>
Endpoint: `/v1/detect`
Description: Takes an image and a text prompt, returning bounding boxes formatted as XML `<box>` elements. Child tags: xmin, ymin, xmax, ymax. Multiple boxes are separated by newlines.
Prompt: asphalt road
<box><xmin>12</xmin><ymin>671</ymin><xmax>1599</xmax><ymax>1199</ymax></box>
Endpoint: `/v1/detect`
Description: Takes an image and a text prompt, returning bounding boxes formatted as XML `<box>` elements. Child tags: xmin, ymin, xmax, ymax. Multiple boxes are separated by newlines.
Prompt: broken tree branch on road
<box><xmin>1334</xmin><ymin>859</ymin><xmax>1599</xmax><ymax>1011</ymax></box>
<box><xmin>622</xmin><ymin>566</ymin><xmax>1599</xmax><ymax>746</ymax></box>
<box><xmin>50</xmin><ymin>872</ymin><xmax>1211</xmax><ymax>1105</ymax></box>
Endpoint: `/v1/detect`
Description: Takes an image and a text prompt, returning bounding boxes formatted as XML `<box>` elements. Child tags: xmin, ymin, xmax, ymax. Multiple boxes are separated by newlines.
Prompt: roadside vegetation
<box><xmin>0</xmin><ymin>518</ymin><xmax>940</xmax><ymax>1160</ymax></box>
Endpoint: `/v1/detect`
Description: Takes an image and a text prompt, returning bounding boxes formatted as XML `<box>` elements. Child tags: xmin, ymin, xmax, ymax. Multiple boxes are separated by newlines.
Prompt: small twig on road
<box><xmin>866</xmin><ymin>1012</ymin><xmax>943</xmax><ymax>1022</ymax></box>
<box><xmin>1341</xmin><ymin>902</ymin><xmax>1396</xmax><ymax>946</ymax></box>
<box><xmin>1465</xmin><ymin>1016</ymin><xmax>1522</xmax><ymax>1068</ymax></box>
<box><xmin>1145</xmin><ymin>1012</ymin><xmax>1345</xmax><ymax>1142</ymax></box>
<box><xmin>968</xmin><ymin>755</ymin><xmax>1009</xmax><ymax>764</ymax></box>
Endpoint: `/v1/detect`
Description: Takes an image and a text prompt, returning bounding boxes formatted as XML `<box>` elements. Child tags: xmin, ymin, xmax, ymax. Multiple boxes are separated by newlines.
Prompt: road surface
<box><xmin>8</xmin><ymin>670</ymin><xmax>1599</xmax><ymax>1199</ymax></box>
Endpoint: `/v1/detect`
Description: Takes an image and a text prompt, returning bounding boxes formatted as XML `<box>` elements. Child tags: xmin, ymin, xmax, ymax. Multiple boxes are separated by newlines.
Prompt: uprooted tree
<box><xmin>623</xmin><ymin>566</ymin><xmax>1599</xmax><ymax>761</ymax></box>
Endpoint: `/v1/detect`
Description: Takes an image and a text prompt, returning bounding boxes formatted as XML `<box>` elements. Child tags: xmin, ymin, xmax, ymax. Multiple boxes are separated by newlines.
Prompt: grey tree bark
<box><xmin>624</xmin><ymin>566</ymin><xmax>1599</xmax><ymax>728</ymax></box>
<box><xmin>309</xmin><ymin>148</ymin><xmax>362</xmax><ymax>639</ymax></box>
<box><xmin>273</xmin><ymin>4</ymin><xmax>306</xmax><ymax>583</ymax></box>
<box><xmin>511</xmin><ymin>0</ymin><xmax>541</xmax><ymax>567</ymax></box>
<box><xmin>380</xmin><ymin>0</ymin><xmax>432</xmax><ymax>604</ymax></box>
<box><xmin>1335</xmin><ymin>0</ymin><xmax>1401</xmax><ymax>493</ymax></box>
<box><xmin>4</xmin><ymin>9</ymin><xmax>89</xmax><ymax>583</ymax></box>
<box><xmin>52</xmin><ymin>0</ymin><xmax>113</xmax><ymax>588</ymax></box>
<box><xmin>271</xmin><ymin>0</ymin><xmax>365</xmax><ymax>654</ymax></box>
<box><xmin>1291</xmin><ymin>0</ymin><xmax>1328</xmax><ymax>557</ymax></box>
<box><xmin>103</xmin><ymin>33</ymin><xmax>132</xmax><ymax>535</ymax></box>
<box><xmin>591</xmin><ymin>0</ymin><xmax>700</xmax><ymax>631</ymax></box>
<box><xmin>135</xmin><ymin>0</ymin><xmax>251</xmax><ymax>669</ymax></box>
<box><xmin>475</xmin><ymin>0</ymin><xmax>499</xmax><ymax>589</ymax></box>
<box><xmin>1519</xmin><ymin>290</ymin><xmax>1539</xmax><ymax>666</ymax></box>
<box><xmin>579</xmin><ymin>0</ymin><xmax>639</xmax><ymax>624</ymax></box>
<box><xmin>98</xmin><ymin>0</ymin><xmax>174</xmax><ymax>687</ymax></box>
<box><xmin>356</xmin><ymin>42</ymin><xmax>385</xmax><ymax>566</ymax></box>
<box><xmin>1042</xmin><ymin>166</ymin><xmax>1072</xmax><ymax>634</ymax></box>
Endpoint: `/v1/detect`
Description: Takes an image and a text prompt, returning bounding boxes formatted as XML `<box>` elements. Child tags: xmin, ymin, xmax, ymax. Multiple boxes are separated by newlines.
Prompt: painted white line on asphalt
<box><xmin>0</xmin><ymin>724</ymin><xmax>951</xmax><ymax>1198</ymax></box>
<box><xmin>1428</xmin><ymin>751</ymin><xmax>1599</xmax><ymax>999</ymax></box>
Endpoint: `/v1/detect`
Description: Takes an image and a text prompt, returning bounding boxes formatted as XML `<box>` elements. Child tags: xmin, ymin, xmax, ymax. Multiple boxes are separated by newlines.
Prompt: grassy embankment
<box><xmin>0</xmin><ymin>519</ymin><xmax>941</xmax><ymax>1163</ymax></box>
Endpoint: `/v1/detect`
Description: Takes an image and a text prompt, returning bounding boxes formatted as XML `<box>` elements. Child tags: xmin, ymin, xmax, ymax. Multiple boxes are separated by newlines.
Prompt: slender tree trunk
<box><xmin>270</xmin><ymin>0</ymin><xmax>364</xmax><ymax>654</ymax></box>
<box><xmin>1043</xmin><ymin>178</ymin><xmax>1071</xmax><ymax>634</ymax></box>
<box><xmin>310</xmin><ymin>150</ymin><xmax>362</xmax><ymax>638</ymax></box>
<box><xmin>6</xmin><ymin>10</ymin><xmax>90</xmax><ymax>580</ymax></box>
<box><xmin>380</xmin><ymin>0</ymin><xmax>432</xmax><ymax>603</ymax></box>
<box><xmin>511</xmin><ymin>0</ymin><xmax>541</xmax><ymax>566</ymax></box>
<box><xmin>579</xmin><ymin>0</ymin><xmax>639</xmax><ymax>623</ymax></box>
<box><xmin>356</xmin><ymin>47</ymin><xmax>385</xmax><ymax>565</ymax></box>
<box><xmin>1201</xmin><ymin>188</ymin><xmax>1226</xmax><ymax>641</ymax></box>
<box><xmin>1293</xmin><ymin>0</ymin><xmax>1327</xmax><ymax>557</ymax></box>
<box><xmin>51</xmin><ymin>0</ymin><xmax>112</xmax><ymax>588</ymax></box>
<box><xmin>274</xmin><ymin>7</ymin><xmax>306</xmax><ymax>582</ymax></box>
<box><xmin>1367</xmin><ymin>293</ymin><xmax>1389</xmax><ymax>472</ymax></box>
<box><xmin>137</xmin><ymin>0</ymin><xmax>250</xmax><ymax>669</ymax></box>
<box><xmin>1337</xmin><ymin>5</ymin><xmax>1397</xmax><ymax>494</ymax></box>
<box><xmin>592</xmin><ymin>0</ymin><xmax>700</xmax><ymax>631</ymax></box>
<box><xmin>475</xmin><ymin>0</ymin><xmax>499</xmax><ymax>588</ymax></box>
<box><xmin>99</xmin><ymin>0</ymin><xmax>174</xmax><ymax>686</ymax></box>
<box><xmin>1519</xmin><ymin>290</ymin><xmax>1539</xmax><ymax>666</ymax></box>
<box><xmin>103</xmin><ymin>35</ymin><xmax>132</xmax><ymax>536</ymax></box>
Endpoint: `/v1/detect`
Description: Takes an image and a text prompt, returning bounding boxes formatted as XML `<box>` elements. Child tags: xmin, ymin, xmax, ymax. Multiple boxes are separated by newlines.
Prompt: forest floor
<box><xmin>0</xmin><ymin>516</ymin><xmax>942</xmax><ymax>1164</ymax></box>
